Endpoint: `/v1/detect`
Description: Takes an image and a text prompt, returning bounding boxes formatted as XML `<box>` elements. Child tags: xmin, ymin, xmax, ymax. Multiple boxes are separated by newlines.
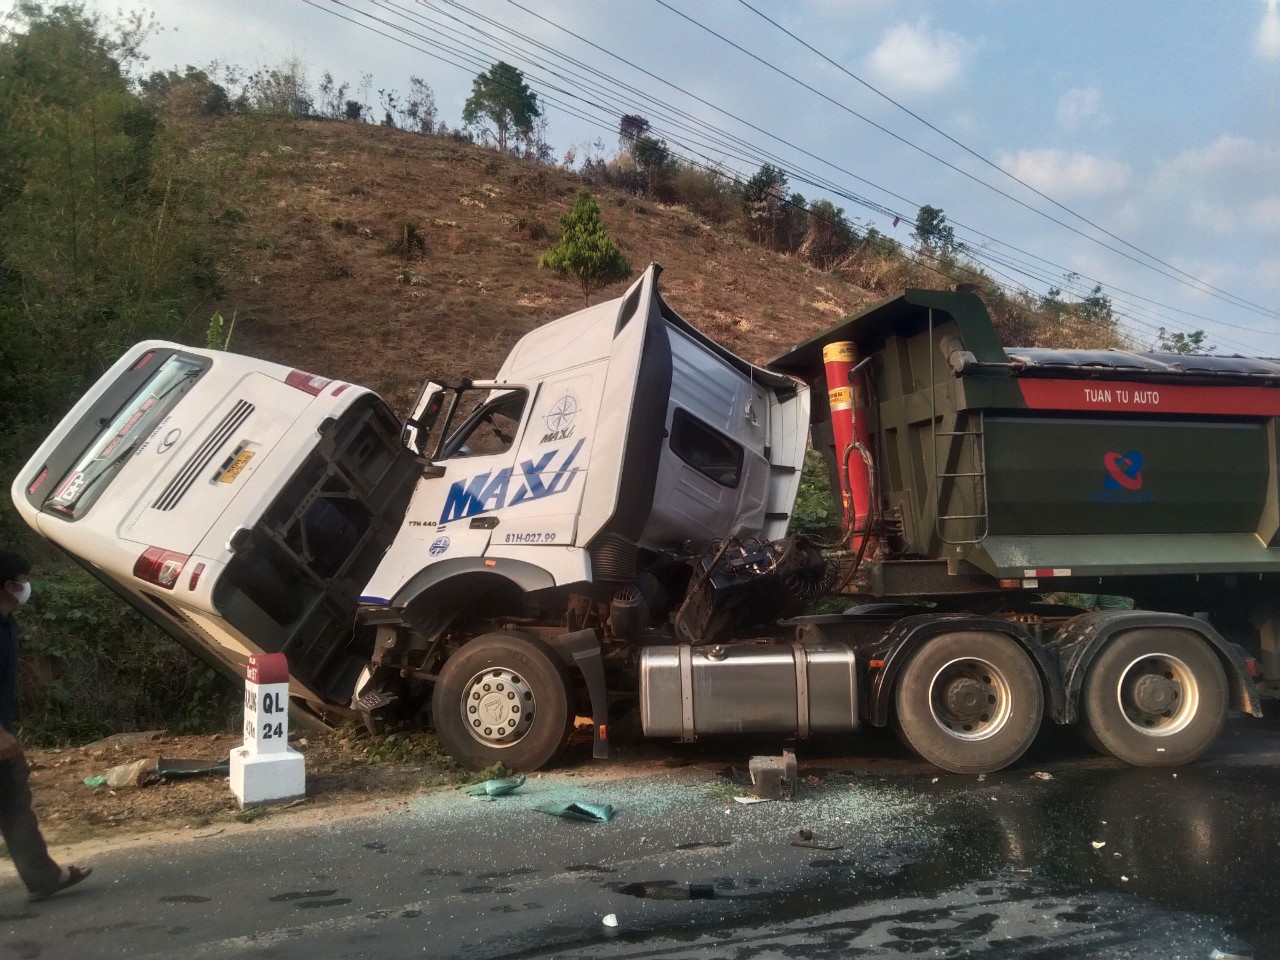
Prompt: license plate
<box><xmin>218</xmin><ymin>449</ymin><xmax>255</xmax><ymax>484</ymax></box>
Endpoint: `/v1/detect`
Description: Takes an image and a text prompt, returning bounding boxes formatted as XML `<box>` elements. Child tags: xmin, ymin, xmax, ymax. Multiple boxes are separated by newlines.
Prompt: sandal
<box><xmin>29</xmin><ymin>865</ymin><xmax>92</xmax><ymax>902</ymax></box>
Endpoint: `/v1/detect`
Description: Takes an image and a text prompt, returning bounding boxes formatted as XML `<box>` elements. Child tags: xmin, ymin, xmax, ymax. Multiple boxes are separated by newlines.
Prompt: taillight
<box><xmin>188</xmin><ymin>562</ymin><xmax>206</xmax><ymax>591</ymax></box>
<box><xmin>331</xmin><ymin>382</ymin><xmax>350</xmax><ymax>397</ymax></box>
<box><xmin>131</xmin><ymin>351</ymin><xmax>155</xmax><ymax>371</ymax></box>
<box><xmin>134</xmin><ymin>548</ymin><xmax>189</xmax><ymax>589</ymax></box>
<box><xmin>285</xmin><ymin>370</ymin><xmax>331</xmax><ymax>395</ymax></box>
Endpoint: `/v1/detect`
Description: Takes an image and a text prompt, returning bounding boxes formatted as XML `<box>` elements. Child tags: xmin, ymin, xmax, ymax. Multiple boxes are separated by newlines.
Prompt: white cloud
<box><xmin>1150</xmin><ymin>136</ymin><xmax>1280</xmax><ymax>235</ymax></box>
<box><xmin>863</xmin><ymin>19</ymin><xmax>975</xmax><ymax>97</ymax></box>
<box><xmin>1055</xmin><ymin>87</ymin><xmax>1107</xmax><ymax>130</ymax></box>
<box><xmin>1259</xmin><ymin>0</ymin><xmax>1280</xmax><ymax>59</ymax></box>
<box><xmin>998</xmin><ymin>148</ymin><xmax>1131</xmax><ymax>196</ymax></box>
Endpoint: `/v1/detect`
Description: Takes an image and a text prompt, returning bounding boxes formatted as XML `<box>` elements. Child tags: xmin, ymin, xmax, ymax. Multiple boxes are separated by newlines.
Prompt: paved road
<box><xmin>4</xmin><ymin>715</ymin><xmax>1277</xmax><ymax>959</ymax></box>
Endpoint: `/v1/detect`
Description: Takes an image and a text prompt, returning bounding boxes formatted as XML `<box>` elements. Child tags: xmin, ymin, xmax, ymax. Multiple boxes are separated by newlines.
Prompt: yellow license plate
<box><xmin>218</xmin><ymin>449</ymin><xmax>255</xmax><ymax>484</ymax></box>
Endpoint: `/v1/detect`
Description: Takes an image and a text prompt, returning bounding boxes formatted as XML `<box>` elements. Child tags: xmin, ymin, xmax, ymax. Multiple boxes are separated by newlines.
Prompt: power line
<box><xmin>653</xmin><ymin>0</ymin><xmax>1280</xmax><ymax>325</ymax></box>
<box><xmin>733</xmin><ymin>0</ymin><xmax>1278</xmax><ymax>322</ymax></box>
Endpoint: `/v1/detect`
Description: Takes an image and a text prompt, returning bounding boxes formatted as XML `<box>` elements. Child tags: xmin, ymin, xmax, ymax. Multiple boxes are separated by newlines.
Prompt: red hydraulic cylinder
<box><xmin>822</xmin><ymin>341</ymin><xmax>874</xmax><ymax>547</ymax></box>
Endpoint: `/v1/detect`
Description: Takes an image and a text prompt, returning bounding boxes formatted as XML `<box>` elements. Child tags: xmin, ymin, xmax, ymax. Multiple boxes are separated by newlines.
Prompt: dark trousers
<box><xmin>0</xmin><ymin>752</ymin><xmax>60</xmax><ymax>895</ymax></box>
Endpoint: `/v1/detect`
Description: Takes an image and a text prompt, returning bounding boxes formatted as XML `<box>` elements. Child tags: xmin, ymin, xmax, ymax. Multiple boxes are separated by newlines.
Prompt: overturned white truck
<box><xmin>12</xmin><ymin>264</ymin><xmax>1262</xmax><ymax>773</ymax></box>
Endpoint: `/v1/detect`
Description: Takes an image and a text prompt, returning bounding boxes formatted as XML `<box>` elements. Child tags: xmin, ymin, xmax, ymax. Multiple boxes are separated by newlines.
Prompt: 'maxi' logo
<box><xmin>440</xmin><ymin>439</ymin><xmax>584</xmax><ymax>523</ymax></box>
<box><xmin>1103</xmin><ymin>450</ymin><xmax>1143</xmax><ymax>490</ymax></box>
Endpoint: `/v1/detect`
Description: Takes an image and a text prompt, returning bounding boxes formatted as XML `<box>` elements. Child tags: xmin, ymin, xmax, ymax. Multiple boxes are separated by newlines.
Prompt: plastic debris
<box><xmin>158</xmin><ymin>758</ymin><xmax>230</xmax><ymax>779</ymax></box>
<box><xmin>1209</xmin><ymin>950</ymin><xmax>1251</xmax><ymax>960</ymax></box>
<box><xmin>1092</xmin><ymin>841</ymin><xmax>1106</xmax><ymax>849</ymax></box>
<box><xmin>733</xmin><ymin>795</ymin><xmax>772</xmax><ymax>804</ymax></box>
<box><xmin>792</xmin><ymin>827</ymin><xmax>843</xmax><ymax>851</ymax></box>
<box><xmin>1032</xmin><ymin>771</ymin><xmax>1054</xmax><ymax>781</ymax></box>
<box><xmin>86</xmin><ymin>757</ymin><xmax>160</xmax><ymax>788</ymax></box>
<box><xmin>536</xmin><ymin>800</ymin><xmax>614</xmax><ymax>822</ymax></box>
<box><xmin>602</xmin><ymin>914</ymin><xmax>619</xmax><ymax>927</ymax></box>
<box><xmin>463</xmin><ymin>775</ymin><xmax>527</xmax><ymax>799</ymax></box>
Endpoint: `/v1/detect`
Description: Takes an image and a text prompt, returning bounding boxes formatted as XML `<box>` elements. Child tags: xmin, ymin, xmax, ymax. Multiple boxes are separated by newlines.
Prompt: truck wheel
<box><xmin>432</xmin><ymin>633</ymin><xmax>573</xmax><ymax>771</ymax></box>
<box><xmin>1080</xmin><ymin>629</ymin><xmax>1227</xmax><ymax>766</ymax></box>
<box><xmin>893</xmin><ymin>631</ymin><xmax>1043</xmax><ymax>774</ymax></box>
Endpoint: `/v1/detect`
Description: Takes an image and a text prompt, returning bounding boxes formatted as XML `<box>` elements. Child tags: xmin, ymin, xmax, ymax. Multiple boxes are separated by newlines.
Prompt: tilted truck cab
<box><xmin>11</xmin><ymin>266</ymin><xmax>1268</xmax><ymax>774</ymax></box>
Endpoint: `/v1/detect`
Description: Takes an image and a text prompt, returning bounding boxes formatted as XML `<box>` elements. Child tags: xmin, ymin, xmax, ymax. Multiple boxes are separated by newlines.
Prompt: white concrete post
<box><xmin>230</xmin><ymin>653</ymin><xmax>305</xmax><ymax>807</ymax></box>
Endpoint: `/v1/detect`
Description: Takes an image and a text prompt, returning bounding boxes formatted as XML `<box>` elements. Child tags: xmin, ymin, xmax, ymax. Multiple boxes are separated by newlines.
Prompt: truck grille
<box><xmin>152</xmin><ymin>400</ymin><xmax>254</xmax><ymax>511</ymax></box>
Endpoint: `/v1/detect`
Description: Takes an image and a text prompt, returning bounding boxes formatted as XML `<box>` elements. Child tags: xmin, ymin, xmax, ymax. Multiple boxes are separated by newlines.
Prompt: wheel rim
<box><xmin>1114</xmin><ymin>653</ymin><xmax>1199</xmax><ymax>737</ymax></box>
<box><xmin>459</xmin><ymin>666</ymin><xmax>536</xmax><ymax>748</ymax></box>
<box><xmin>927</xmin><ymin>656</ymin><xmax>1015</xmax><ymax>741</ymax></box>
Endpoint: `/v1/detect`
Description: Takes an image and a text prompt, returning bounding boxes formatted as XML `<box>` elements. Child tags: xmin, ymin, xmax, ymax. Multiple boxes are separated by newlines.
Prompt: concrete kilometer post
<box><xmin>230</xmin><ymin>653</ymin><xmax>305</xmax><ymax>807</ymax></box>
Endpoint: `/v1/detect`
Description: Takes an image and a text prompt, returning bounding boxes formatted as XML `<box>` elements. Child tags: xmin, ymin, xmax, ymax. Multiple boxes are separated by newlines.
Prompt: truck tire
<box><xmin>432</xmin><ymin>633</ymin><xmax>573</xmax><ymax>771</ymax></box>
<box><xmin>893</xmin><ymin>631</ymin><xmax>1043</xmax><ymax>774</ymax></box>
<box><xmin>1080</xmin><ymin>628</ymin><xmax>1227</xmax><ymax>766</ymax></box>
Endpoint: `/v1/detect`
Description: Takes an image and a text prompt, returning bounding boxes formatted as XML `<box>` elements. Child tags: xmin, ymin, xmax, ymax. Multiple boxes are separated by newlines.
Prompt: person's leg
<box><xmin>0</xmin><ymin>753</ymin><xmax>61</xmax><ymax>895</ymax></box>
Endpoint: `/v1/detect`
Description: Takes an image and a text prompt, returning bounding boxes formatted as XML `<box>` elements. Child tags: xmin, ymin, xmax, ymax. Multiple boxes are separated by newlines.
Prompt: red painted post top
<box><xmin>247</xmin><ymin>653</ymin><xmax>289</xmax><ymax>685</ymax></box>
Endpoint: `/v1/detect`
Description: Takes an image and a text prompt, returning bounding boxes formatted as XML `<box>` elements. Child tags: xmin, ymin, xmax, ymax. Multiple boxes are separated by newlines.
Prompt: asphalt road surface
<box><xmin>4</xmin><ymin>714</ymin><xmax>1278</xmax><ymax>960</ymax></box>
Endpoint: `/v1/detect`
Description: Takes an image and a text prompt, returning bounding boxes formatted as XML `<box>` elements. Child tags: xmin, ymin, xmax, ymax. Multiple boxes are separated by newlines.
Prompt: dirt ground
<box><xmin>20</xmin><ymin>723</ymin><xmax>676</xmax><ymax>852</ymax></box>
<box><xmin>23</xmin><ymin>728</ymin><xmax>474</xmax><ymax>847</ymax></box>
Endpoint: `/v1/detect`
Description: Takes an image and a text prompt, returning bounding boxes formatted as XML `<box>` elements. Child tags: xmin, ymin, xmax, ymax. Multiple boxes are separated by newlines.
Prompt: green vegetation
<box><xmin>539</xmin><ymin>191</ymin><xmax>632</xmax><ymax>304</ymax></box>
<box><xmin>17</xmin><ymin>570</ymin><xmax>238</xmax><ymax>745</ymax></box>
<box><xmin>462</xmin><ymin>61</ymin><xmax>541</xmax><ymax>155</ymax></box>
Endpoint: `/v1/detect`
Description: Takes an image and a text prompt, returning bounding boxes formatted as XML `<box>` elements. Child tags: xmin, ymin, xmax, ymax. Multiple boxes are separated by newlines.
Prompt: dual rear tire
<box><xmin>1078</xmin><ymin>628</ymin><xmax>1227</xmax><ymax>766</ymax></box>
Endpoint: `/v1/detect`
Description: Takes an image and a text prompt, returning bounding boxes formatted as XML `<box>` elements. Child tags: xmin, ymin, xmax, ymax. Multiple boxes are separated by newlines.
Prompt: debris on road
<box><xmin>791</xmin><ymin>827</ymin><xmax>843</xmax><ymax>851</ymax></box>
<box><xmin>536</xmin><ymin>800</ymin><xmax>615</xmax><ymax>823</ymax></box>
<box><xmin>463</xmin><ymin>775</ymin><xmax>527</xmax><ymax>799</ymax></box>
<box><xmin>748</xmin><ymin>749</ymin><xmax>797</xmax><ymax>800</ymax></box>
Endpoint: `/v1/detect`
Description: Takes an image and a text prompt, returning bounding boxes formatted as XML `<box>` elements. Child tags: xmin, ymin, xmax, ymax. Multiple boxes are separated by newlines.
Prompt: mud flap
<box><xmin>547</xmin><ymin>629</ymin><xmax>610</xmax><ymax>759</ymax></box>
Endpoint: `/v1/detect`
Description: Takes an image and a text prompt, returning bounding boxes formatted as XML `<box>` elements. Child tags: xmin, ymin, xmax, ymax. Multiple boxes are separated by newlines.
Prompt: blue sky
<box><xmin>86</xmin><ymin>0</ymin><xmax>1280</xmax><ymax>354</ymax></box>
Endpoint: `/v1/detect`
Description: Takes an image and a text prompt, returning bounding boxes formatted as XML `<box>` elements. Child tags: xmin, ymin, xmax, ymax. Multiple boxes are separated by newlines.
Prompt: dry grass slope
<box><xmin>208</xmin><ymin>118</ymin><xmax>882</xmax><ymax>408</ymax></box>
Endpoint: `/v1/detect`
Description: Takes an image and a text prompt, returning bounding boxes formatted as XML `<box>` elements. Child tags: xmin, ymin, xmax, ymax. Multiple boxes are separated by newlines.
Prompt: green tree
<box><xmin>0</xmin><ymin>2</ymin><xmax>209</xmax><ymax>451</ymax></box>
<box><xmin>462</xmin><ymin>61</ymin><xmax>540</xmax><ymax>154</ymax></box>
<box><xmin>539</xmin><ymin>191</ymin><xmax>631</xmax><ymax>304</ymax></box>
<box><xmin>1157</xmin><ymin>328</ymin><xmax>1212</xmax><ymax>354</ymax></box>
<box><xmin>1079</xmin><ymin>284</ymin><xmax>1115</xmax><ymax>330</ymax></box>
<box><xmin>912</xmin><ymin>204</ymin><xmax>959</xmax><ymax>254</ymax></box>
<box><xmin>632</xmin><ymin>135</ymin><xmax>672</xmax><ymax>197</ymax></box>
<box><xmin>799</xmin><ymin>199</ymin><xmax>854</xmax><ymax>268</ymax></box>
<box><xmin>618</xmin><ymin>113</ymin><xmax>649</xmax><ymax>152</ymax></box>
<box><xmin>742</xmin><ymin>164</ymin><xmax>791</xmax><ymax>247</ymax></box>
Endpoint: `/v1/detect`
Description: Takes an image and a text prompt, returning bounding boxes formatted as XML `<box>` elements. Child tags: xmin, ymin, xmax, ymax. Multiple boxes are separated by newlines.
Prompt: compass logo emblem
<box><xmin>541</xmin><ymin>393</ymin><xmax>579</xmax><ymax>443</ymax></box>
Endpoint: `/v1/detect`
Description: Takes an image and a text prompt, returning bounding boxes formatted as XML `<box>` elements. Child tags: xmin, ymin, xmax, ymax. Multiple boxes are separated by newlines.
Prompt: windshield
<box><xmin>44</xmin><ymin>355</ymin><xmax>207</xmax><ymax>519</ymax></box>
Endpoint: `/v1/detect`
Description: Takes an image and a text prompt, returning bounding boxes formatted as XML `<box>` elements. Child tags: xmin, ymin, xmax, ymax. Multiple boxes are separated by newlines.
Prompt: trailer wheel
<box><xmin>432</xmin><ymin>633</ymin><xmax>573</xmax><ymax>772</ymax></box>
<box><xmin>893</xmin><ymin>631</ymin><xmax>1043</xmax><ymax>774</ymax></box>
<box><xmin>1080</xmin><ymin>629</ymin><xmax>1227</xmax><ymax>766</ymax></box>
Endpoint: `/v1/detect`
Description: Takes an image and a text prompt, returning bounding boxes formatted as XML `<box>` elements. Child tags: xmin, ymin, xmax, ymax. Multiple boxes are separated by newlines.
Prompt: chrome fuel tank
<box><xmin>639</xmin><ymin>642</ymin><xmax>859</xmax><ymax>740</ymax></box>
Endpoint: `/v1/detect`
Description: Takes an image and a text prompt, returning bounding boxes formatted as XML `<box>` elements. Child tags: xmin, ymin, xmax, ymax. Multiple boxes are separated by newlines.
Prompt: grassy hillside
<box><xmin>204</xmin><ymin>117</ymin><xmax>885</xmax><ymax>408</ymax></box>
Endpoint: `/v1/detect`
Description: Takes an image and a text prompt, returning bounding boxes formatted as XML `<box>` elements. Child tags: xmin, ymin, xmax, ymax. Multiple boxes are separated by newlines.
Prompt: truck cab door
<box><xmin>361</xmin><ymin>383</ymin><xmax>534</xmax><ymax>600</ymax></box>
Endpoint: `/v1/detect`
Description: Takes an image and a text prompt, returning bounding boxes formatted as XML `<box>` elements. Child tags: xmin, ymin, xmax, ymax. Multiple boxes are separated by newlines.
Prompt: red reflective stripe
<box><xmin>1017</xmin><ymin>379</ymin><xmax>1280</xmax><ymax>416</ymax></box>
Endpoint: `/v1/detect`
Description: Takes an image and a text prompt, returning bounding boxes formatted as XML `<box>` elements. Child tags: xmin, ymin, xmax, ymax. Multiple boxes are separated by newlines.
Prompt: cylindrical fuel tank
<box><xmin>639</xmin><ymin>642</ymin><xmax>859</xmax><ymax>739</ymax></box>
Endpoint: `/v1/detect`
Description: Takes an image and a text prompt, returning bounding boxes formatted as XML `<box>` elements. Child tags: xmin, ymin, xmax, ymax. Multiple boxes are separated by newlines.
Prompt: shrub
<box><xmin>16</xmin><ymin>570</ymin><xmax>238</xmax><ymax>745</ymax></box>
